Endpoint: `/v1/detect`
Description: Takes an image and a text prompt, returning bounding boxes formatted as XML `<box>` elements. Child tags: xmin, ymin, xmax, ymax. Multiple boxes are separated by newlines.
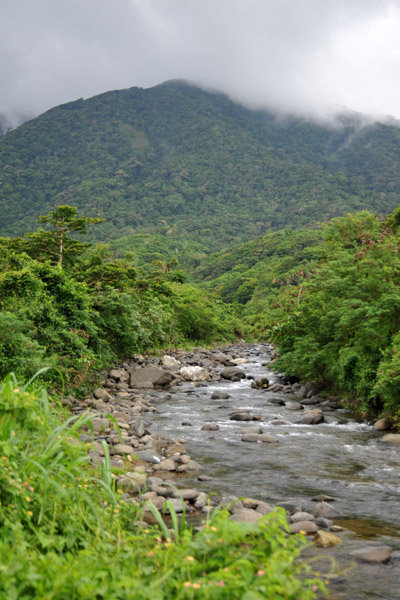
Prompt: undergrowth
<box><xmin>0</xmin><ymin>372</ymin><xmax>326</xmax><ymax>599</ymax></box>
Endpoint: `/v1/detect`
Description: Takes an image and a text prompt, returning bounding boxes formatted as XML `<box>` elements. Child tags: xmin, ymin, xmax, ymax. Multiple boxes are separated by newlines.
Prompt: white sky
<box><xmin>1</xmin><ymin>0</ymin><xmax>400</xmax><ymax>126</ymax></box>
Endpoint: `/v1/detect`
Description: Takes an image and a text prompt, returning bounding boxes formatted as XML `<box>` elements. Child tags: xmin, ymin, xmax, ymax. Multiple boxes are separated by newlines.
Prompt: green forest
<box><xmin>2</xmin><ymin>80</ymin><xmax>400</xmax><ymax>598</ymax></box>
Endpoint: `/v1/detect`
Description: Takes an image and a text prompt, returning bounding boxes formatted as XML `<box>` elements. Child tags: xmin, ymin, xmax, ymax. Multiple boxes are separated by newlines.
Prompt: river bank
<box><xmin>69</xmin><ymin>343</ymin><xmax>400</xmax><ymax>600</ymax></box>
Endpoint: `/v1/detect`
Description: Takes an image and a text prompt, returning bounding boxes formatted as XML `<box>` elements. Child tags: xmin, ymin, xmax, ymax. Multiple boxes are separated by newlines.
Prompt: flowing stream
<box><xmin>147</xmin><ymin>344</ymin><xmax>400</xmax><ymax>599</ymax></box>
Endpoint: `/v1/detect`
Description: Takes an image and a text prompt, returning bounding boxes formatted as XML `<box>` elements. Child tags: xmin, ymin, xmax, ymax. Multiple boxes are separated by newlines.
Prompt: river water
<box><xmin>148</xmin><ymin>344</ymin><xmax>400</xmax><ymax>599</ymax></box>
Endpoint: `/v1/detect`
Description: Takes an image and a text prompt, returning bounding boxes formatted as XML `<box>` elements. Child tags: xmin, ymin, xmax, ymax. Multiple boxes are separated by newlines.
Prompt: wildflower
<box><xmin>146</xmin><ymin>552</ymin><xmax>154</xmax><ymax>557</ymax></box>
<box><xmin>185</xmin><ymin>556</ymin><xmax>195</xmax><ymax>562</ymax></box>
<box><xmin>183</xmin><ymin>582</ymin><xmax>191</xmax><ymax>588</ymax></box>
<box><xmin>29</xmin><ymin>486</ymin><xmax>34</xmax><ymax>492</ymax></box>
<box><xmin>27</xmin><ymin>511</ymin><xmax>33</xmax><ymax>517</ymax></box>
<box><xmin>103</xmin><ymin>501</ymin><xmax>108</xmax><ymax>506</ymax></box>
<box><xmin>216</xmin><ymin>581</ymin><xmax>225</xmax><ymax>587</ymax></box>
<box><xmin>256</xmin><ymin>570</ymin><xmax>266</xmax><ymax>577</ymax></box>
<box><xmin>25</xmin><ymin>497</ymin><xmax>31</xmax><ymax>502</ymax></box>
<box><xmin>14</xmin><ymin>389</ymin><xmax>20</xmax><ymax>393</ymax></box>
<box><xmin>192</xmin><ymin>583</ymin><xmax>201</xmax><ymax>589</ymax></box>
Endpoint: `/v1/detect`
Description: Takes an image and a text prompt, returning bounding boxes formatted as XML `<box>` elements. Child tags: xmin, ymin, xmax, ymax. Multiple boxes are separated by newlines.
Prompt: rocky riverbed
<box><xmin>66</xmin><ymin>343</ymin><xmax>400</xmax><ymax>600</ymax></box>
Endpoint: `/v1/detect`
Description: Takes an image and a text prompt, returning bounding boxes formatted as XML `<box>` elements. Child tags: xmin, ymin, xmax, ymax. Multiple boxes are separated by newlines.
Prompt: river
<box><xmin>147</xmin><ymin>344</ymin><xmax>400</xmax><ymax>600</ymax></box>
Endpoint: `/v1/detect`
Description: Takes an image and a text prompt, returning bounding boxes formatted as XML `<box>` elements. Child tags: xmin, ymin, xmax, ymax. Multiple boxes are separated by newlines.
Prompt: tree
<box><xmin>25</xmin><ymin>205</ymin><xmax>105</xmax><ymax>268</ymax></box>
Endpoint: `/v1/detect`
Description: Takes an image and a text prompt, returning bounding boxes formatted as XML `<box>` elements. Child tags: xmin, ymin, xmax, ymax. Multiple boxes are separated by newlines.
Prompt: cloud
<box><xmin>1</xmin><ymin>0</ymin><xmax>400</xmax><ymax>126</ymax></box>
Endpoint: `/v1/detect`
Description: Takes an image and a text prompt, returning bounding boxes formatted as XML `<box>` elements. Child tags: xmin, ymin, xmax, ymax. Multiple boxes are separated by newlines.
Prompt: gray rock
<box><xmin>221</xmin><ymin>367</ymin><xmax>246</xmax><ymax>381</ymax></box>
<box><xmin>161</xmin><ymin>355</ymin><xmax>181</xmax><ymax>369</ymax></box>
<box><xmin>350</xmin><ymin>546</ymin><xmax>392</xmax><ymax>563</ymax></box>
<box><xmin>295</xmin><ymin>410</ymin><xmax>324</xmax><ymax>425</ymax></box>
<box><xmin>291</xmin><ymin>511</ymin><xmax>315</xmax><ymax>523</ymax></box>
<box><xmin>172</xmin><ymin>488</ymin><xmax>199</xmax><ymax>501</ymax></box>
<box><xmin>153</xmin><ymin>459</ymin><xmax>176</xmax><ymax>471</ymax></box>
<box><xmin>129</xmin><ymin>367</ymin><xmax>173</xmax><ymax>387</ymax></box>
<box><xmin>111</xmin><ymin>443</ymin><xmax>135</xmax><ymax>455</ymax></box>
<box><xmin>380</xmin><ymin>433</ymin><xmax>400</xmax><ymax>445</ymax></box>
<box><xmin>109</xmin><ymin>368</ymin><xmax>128</xmax><ymax>381</ymax></box>
<box><xmin>201</xmin><ymin>423</ymin><xmax>220</xmax><ymax>431</ymax></box>
<box><xmin>251</xmin><ymin>377</ymin><xmax>270</xmax><ymax>389</ymax></box>
<box><xmin>211</xmin><ymin>391</ymin><xmax>231</xmax><ymax>399</ymax></box>
<box><xmin>289</xmin><ymin>521</ymin><xmax>318</xmax><ymax>534</ymax></box>
<box><xmin>313</xmin><ymin>502</ymin><xmax>344</xmax><ymax>519</ymax></box>
<box><xmin>229</xmin><ymin>508</ymin><xmax>263</xmax><ymax>523</ymax></box>
<box><xmin>93</xmin><ymin>388</ymin><xmax>112</xmax><ymax>402</ymax></box>
<box><xmin>176</xmin><ymin>460</ymin><xmax>204</xmax><ymax>472</ymax></box>
<box><xmin>285</xmin><ymin>402</ymin><xmax>304</xmax><ymax>411</ymax></box>
<box><xmin>117</xmin><ymin>472</ymin><xmax>146</xmax><ymax>494</ymax></box>
<box><xmin>229</xmin><ymin>412</ymin><xmax>261</xmax><ymax>421</ymax></box>
<box><xmin>373</xmin><ymin>418</ymin><xmax>393</xmax><ymax>431</ymax></box>
<box><xmin>241</xmin><ymin>433</ymin><xmax>279</xmax><ymax>443</ymax></box>
<box><xmin>179</xmin><ymin>366</ymin><xmax>209</xmax><ymax>381</ymax></box>
<box><xmin>136</xmin><ymin>450</ymin><xmax>162</xmax><ymax>463</ymax></box>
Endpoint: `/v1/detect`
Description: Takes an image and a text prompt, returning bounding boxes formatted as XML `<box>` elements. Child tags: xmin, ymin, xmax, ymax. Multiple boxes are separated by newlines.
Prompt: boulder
<box><xmin>314</xmin><ymin>530</ymin><xmax>343</xmax><ymax>547</ymax></box>
<box><xmin>221</xmin><ymin>367</ymin><xmax>246</xmax><ymax>381</ymax></box>
<box><xmin>161</xmin><ymin>355</ymin><xmax>181</xmax><ymax>369</ymax></box>
<box><xmin>93</xmin><ymin>388</ymin><xmax>112</xmax><ymax>402</ymax></box>
<box><xmin>201</xmin><ymin>423</ymin><xmax>220</xmax><ymax>431</ymax></box>
<box><xmin>229</xmin><ymin>412</ymin><xmax>261</xmax><ymax>421</ymax></box>
<box><xmin>136</xmin><ymin>450</ymin><xmax>162</xmax><ymax>463</ymax></box>
<box><xmin>380</xmin><ymin>433</ymin><xmax>400</xmax><ymax>445</ymax></box>
<box><xmin>373</xmin><ymin>418</ymin><xmax>393</xmax><ymax>431</ymax></box>
<box><xmin>229</xmin><ymin>508</ymin><xmax>263</xmax><ymax>523</ymax></box>
<box><xmin>179</xmin><ymin>366</ymin><xmax>209</xmax><ymax>381</ymax></box>
<box><xmin>295</xmin><ymin>410</ymin><xmax>324</xmax><ymax>425</ymax></box>
<box><xmin>129</xmin><ymin>367</ymin><xmax>173</xmax><ymax>387</ymax></box>
<box><xmin>108</xmin><ymin>368</ymin><xmax>128</xmax><ymax>381</ymax></box>
<box><xmin>289</xmin><ymin>521</ymin><xmax>318</xmax><ymax>534</ymax></box>
<box><xmin>350</xmin><ymin>546</ymin><xmax>392</xmax><ymax>563</ymax></box>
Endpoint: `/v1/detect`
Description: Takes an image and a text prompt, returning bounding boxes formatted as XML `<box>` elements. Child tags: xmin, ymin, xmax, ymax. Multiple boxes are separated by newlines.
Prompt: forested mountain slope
<box><xmin>1</xmin><ymin>80</ymin><xmax>400</xmax><ymax>249</ymax></box>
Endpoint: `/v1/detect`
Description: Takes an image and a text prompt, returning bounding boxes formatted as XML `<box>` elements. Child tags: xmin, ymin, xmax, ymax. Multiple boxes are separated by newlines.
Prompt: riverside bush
<box><xmin>0</xmin><ymin>375</ymin><xmax>326</xmax><ymax>599</ymax></box>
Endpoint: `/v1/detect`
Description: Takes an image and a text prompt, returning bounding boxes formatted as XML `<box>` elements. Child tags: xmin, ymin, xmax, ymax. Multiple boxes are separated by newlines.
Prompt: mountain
<box><xmin>1</xmin><ymin>80</ymin><xmax>400</xmax><ymax>250</ymax></box>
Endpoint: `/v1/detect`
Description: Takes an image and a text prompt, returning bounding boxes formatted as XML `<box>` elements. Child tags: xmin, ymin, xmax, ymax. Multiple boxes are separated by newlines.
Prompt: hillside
<box><xmin>1</xmin><ymin>80</ymin><xmax>400</xmax><ymax>249</ymax></box>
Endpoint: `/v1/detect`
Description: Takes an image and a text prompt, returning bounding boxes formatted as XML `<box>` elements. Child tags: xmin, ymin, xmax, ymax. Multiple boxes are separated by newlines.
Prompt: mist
<box><xmin>1</xmin><ymin>0</ymin><xmax>400</xmax><ymax>127</ymax></box>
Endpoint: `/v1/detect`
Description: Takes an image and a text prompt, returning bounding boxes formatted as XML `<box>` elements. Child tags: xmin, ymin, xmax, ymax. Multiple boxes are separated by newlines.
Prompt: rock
<box><xmin>241</xmin><ymin>433</ymin><xmax>279</xmax><ymax>443</ymax></box>
<box><xmin>313</xmin><ymin>502</ymin><xmax>344</xmax><ymax>519</ymax></box>
<box><xmin>179</xmin><ymin>366</ymin><xmax>209</xmax><ymax>381</ymax></box>
<box><xmin>229</xmin><ymin>508</ymin><xmax>263</xmax><ymax>523</ymax></box>
<box><xmin>161</xmin><ymin>355</ymin><xmax>181</xmax><ymax>368</ymax></box>
<box><xmin>109</xmin><ymin>368</ymin><xmax>128</xmax><ymax>381</ymax></box>
<box><xmin>373</xmin><ymin>418</ymin><xmax>393</xmax><ymax>431</ymax></box>
<box><xmin>176</xmin><ymin>460</ymin><xmax>204</xmax><ymax>472</ymax></box>
<box><xmin>211</xmin><ymin>353</ymin><xmax>234</xmax><ymax>365</ymax></box>
<box><xmin>289</xmin><ymin>521</ymin><xmax>318</xmax><ymax>534</ymax></box>
<box><xmin>112</xmin><ymin>411</ymin><xmax>131</xmax><ymax>424</ymax></box>
<box><xmin>111</xmin><ymin>443</ymin><xmax>136</xmax><ymax>455</ymax></box>
<box><xmin>219</xmin><ymin>495</ymin><xmax>243</xmax><ymax>512</ymax></box>
<box><xmin>380</xmin><ymin>434</ymin><xmax>400</xmax><ymax>445</ymax></box>
<box><xmin>136</xmin><ymin>450</ymin><xmax>162</xmax><ymax>463</ymax></box>
<box><xmin>211</xmin><ymin>391</ymin><xmax>230</xmax><ymax>399</ymax></box>
<box><xmin>315</xmin><ymin>517</ymin><xmax>332</xmax><ymax>530</ymax></box>
<box><xmin>232</xmin><ymin>358</ymin><xmax>248</xmax><ymax>364</ymax></box>
<box><xmin>166</xmin><ymin>443</ymin><xmax>186</xmax><ymax>456</ymax></box>
<box><xmin>268</xmin><ymin>383</ymin><xmax>285</xmax><ymax>392</ymax></box>
<box><xmin>251</xmin><ymin>377</ymin><xmax>269</xmax><ymax>390</ymax></box>
<box><xmin>229</xmin><ymin>412</ymin><xmax>261</xmax><ymax>421</ymax></box>
<box><xmin>129</xmin><ymin>367</ymin><xmax>173</xmax><ymax>387</ymax></box>
<box><xmin>277</xmin><ymin>501</ymin><xmax>303</xmax><ymax>514</ymax></box>
<box><xmin>311</xmin><ymin>494</ymin><xmax>337</xmax><ymax>502</ymax></box>
<box><xmin>153</xmin><ymin>459</ymin><xmax>176</xmax><ymax>471</ymax></box>
<box><xmin>291</xmin><ymin>512</ymin><xmax>315</xmax><ymax>523</ymax></box>
<box><xmin>89</xmin><ymin>417</ymin><xmax>110</xmax><ymax>433</ymax></box>
<box><xmin>201</xmin><ymin>423</ymin><xmax>220</xmax><ymax>431</ymax></box>
<box><xmin>194</xmin><ymin>492</ymin><xmax>208</xmax><ymax>509</ymax></box>
<box><xmin>221</xmin><ymin>367</ymin><xmax>246</xmax><ymax>381</ymax></box>
<box><xmin>93</xmin><ymin>388</ymin><xmax>112</xmax><ymax>402</ymax></box>
<box><xmin>163</xmin><ymin>498</ymin><xmax>185</xmax><ymax>514</ymax></box>
<box><xmin>117</xmin><ymin>472</ymin><xmax>146</xmax><ymax>494</ymax></box>
<box><xmin>241</xmin><ymin>426</ymin><xmax>263</xmax><ymax>434</ymax></box>
<box><xmin>295</xmin><ymin>410</ymin><xmax>324</xmax><ymax>425</ymax></box>
<box><xmin>285</xmin><ymin>402</ymin><xmax>304</xmax><ymax>411</ymax></box>
<box><xmin>172</xmin><ymin>488</ymin><xmax>199</xmax><ymax>501</ymax></box>
<box><xmin>350</xmin><ymin>546</ymin><xmax>392</xmax><ymax>563</ymax></box>
<box><xmin>314</xmin><ymin>530</ymin><xmax>343</xmax><ymax>548</ymax></box>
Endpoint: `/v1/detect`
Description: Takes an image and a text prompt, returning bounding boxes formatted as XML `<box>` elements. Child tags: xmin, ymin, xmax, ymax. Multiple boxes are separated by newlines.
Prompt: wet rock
<box><xmin>268</xmin><ymin>383</ymin><xmax>285</xmax><ymax>392</ymax></box>
<box><xmin>251</xmin><ymin>377</ymin><xmax>269</xmax><ymax>389</ymax></box>
<box><xmin>314</xmin><ymin>530</ymin><xmax>343</xmax><ymax>547</ymax></box>
<box><xmin>112</xmin><ymin>411</ymin><xmax>131</xmax><ymax>424</ymax></box>
<box><xmin>312</xmin><ymin>494</ymin><xmax>337</xmax><ymax>502</ymax></box>
<box><xmin>266</xmin><ymin>398</ymin><xmax>285</xmax><ymax>406</ymax></box>
<box><xmin>109</xmin><ymin>368</ymin><xmax>128</xmax><ymax>381</ymax></box>
<box><xmin>313</xmin><ymin>502</ymin><xmax>344</xmax><ymax>519</ymax></box>
<box><xmin>181</xmin><ymin>421</ymin><xmax>192</xmax><ymax>426</ymax></box>
<box><xmin>220</xmin><ymin>495</ymin><xmax>243</xmax><ymax>512</ymax></box>
<box><xmin>295</xmin><ymin>410</ymin><xmax>324</xmax><ymax>425</ymax></box>
<box><xmin>89</xmin><ymin>417</ymin><xmax>110</xmax><ymax>433</ymax></box>
<box><xmin>179</xmin><ymin>366</ymin><xmax>209</xmax><ymax>381</ymax></box>
<box><xmin>315</xmin><ymin>517</ymin><xmax>332</xmax><ymax>530</ymax></box>
<box><xmin>241</xmin><ymin>433</ymin><xmax>279</xmax><ymax>443</ymax></box>
<box><xmin>201</xmin><ymin>423</ymin><xmax>220</xmax><ymax>431</ymax></box>
<box><xmin>270</xmin><ymin>419</ymin><xmax>288</xmax><ymax>426</ymax></box>
<box><xmin>221</xmin><ymin>367</ymin><xmax>246</xmax><ymax>381</ymax></box>
<box><xmin>166</xmin><ymin>443</ymin><xmax>186</xmax><ymax>456</ymax></box>
<box><xmin>285</xmin><ymin>402</ymin><xmax>304</xmax><ymax>411</ymax></box>
<box><xmin>211</xmin><ymin>391</ymin><xmax>230</xmax><ymax>399</ymax></box>
<box><xmin>172</xmin><ymin>488</ymin><xmax>199</xmax><ymax>501</ymax></box>
<box><xmin>278</xmin><ymin>501</ymin><xmax>304</xmax><ymax>514</ymax></box>
<box><xmin>117</xmin><ymin>472</ymin><xmax>147</xmax><ymax>494</ymax></box>
<box><xmin>289</xmin><ymin>521</ymin><xmax>318</xmax><ymax>534</ymax></box>
<box><xmin>176</xmin><ymin>460</ymin><xmax>204</xmax><ymax>472</ymax></box>
<box><xmin>153</xmin><ymin>459</ymin><xmax>176</xmax><ymax>471</ymax></box>
<box><xmin>350</xmin><ymin>546</ymin><xmax>392</xmax><ymax>563</ymax></box>
<box><xmin>241</xmin><ymin>425</ymin><xmax>263</xmax><ymax>434</ymax></box>
<box><xmin>229</xmin><ymin>412</ymin><xmax>261</xmax><ymax>421</ymax></box>
<box><xmin>380</xmin><ymin>433</ymin><xmax>400</xmax><ymax>445</ymax></box>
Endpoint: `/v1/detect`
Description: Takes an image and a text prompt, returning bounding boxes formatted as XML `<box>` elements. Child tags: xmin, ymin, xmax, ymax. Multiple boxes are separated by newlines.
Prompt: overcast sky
<box><xmin>2</xmin><ymin>0</ymin><xmax>400</xmax><ymax>127</ymax></box>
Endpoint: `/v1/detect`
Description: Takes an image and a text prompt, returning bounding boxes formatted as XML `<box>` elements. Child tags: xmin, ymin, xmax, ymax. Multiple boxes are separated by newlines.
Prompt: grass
<box><xmin>0</xmin><ymin>372</ymin><xmax>327</xmax><ymax>599</ymax></box>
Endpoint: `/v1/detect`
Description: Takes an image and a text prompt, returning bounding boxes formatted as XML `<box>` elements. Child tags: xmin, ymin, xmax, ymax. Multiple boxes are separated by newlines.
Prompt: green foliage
<box><xmin>0</xmin><ymin>375</ymin><xmax>325</xmax><ymax>599</ymax></box>
<box><xmin>268</xmin><ymin>210</ymin><xmax>400</xmax><ymax>421</ymax></box>
<box><xmin>1</xmin><ymin>81</ymin><xmax>399</xmax><ymax>252</ymax></box>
